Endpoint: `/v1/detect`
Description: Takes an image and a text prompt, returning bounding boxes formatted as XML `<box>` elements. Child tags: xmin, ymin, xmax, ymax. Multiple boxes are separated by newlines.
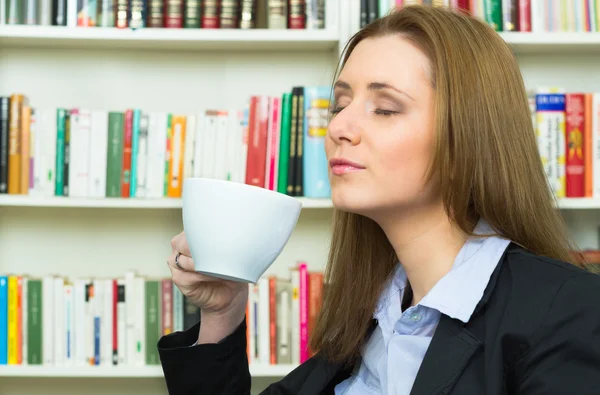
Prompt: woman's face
<box><xmin>325</xmin><ymin>34</ymin><xmax>439</xmax><ymax>220</ymax></box>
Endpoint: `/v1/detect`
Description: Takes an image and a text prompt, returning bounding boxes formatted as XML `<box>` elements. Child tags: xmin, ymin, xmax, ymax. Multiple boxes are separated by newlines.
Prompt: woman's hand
<box><xmin>167</xmin><ymin>231</ymin><xmax>248</xmax><ymax>344</ymax></box>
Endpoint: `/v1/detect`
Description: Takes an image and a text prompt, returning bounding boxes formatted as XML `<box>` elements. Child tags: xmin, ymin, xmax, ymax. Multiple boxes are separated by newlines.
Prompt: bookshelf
<box><xmin>1</xmin><ymin>1</ymin><xmax>600</xmax><ymax>395</ymax></box>
<box><xmin>0</xmin><ymin>195</ymin><xmax>334</xmax><ymax>209</ymax></box>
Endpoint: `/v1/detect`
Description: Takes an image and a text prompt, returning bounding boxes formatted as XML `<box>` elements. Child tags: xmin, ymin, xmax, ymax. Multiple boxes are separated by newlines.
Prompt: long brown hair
<box><xmin>309</xmin><ymin>5</ymin><xmax>580</xmax><ymax>368</ymax></box>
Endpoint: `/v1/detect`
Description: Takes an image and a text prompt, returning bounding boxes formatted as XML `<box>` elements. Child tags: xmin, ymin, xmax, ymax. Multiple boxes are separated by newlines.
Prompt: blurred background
<box><xmin>0</xmin><ymin>0</ymin><xmax>598</xmax><ymax>394</ymax></box>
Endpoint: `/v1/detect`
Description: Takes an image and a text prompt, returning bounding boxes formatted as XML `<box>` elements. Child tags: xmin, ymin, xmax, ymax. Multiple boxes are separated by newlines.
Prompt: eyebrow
<box><xmin>334</xmin><ymin>80</ymin><xmax>416</xmax><ymax>101</ymax></box>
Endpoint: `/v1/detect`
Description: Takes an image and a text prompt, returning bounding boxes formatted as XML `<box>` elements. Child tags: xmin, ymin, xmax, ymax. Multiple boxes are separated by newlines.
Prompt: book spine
<box><xmin>53</xmin><ymin>278</ymin><xmax>64</xmax><ymax>366</ymax></box>
<box><xmin>307</xmin><ymin>272</ymin><xmax>323</xmax><ymax>356</ymax></box>
<box><xmin>220</xmin><ymin>0</ymin><xmax>239</xmax><ymax>28</ymax></box>
<box><xmin>29</xmin><ymin>108</ymin><xmax>36</xmax><ymax>194</ymax></box>
<box><xmin>201</xmin><ymin>0</ymin><xmax>220</xmax><ymax>28</ymax></box>
<box><xmin>130</xmin><ymin>109</ymin><xmax>141</xmax><ymax>197</ymax></box>
<box><xmin>167</xmin><ymin>115</ymin><xmax>186</xmax><ymax>197</ymax></box>
<box><xmin>165</xmin><ymin>0</ymin><xmax>184</xmax><ymax>27</ymax></box>
<box><xmin>302</xmin><ymin>86</ymin><xmax>330</xmax><ymax>198</ymax></box>
<box><xmin>69</xmin><ymin>109</ymin><xmax>92</xmax><ymax>198</ymax></box>
<box><xmin>299</xmin><ymin>263</ymin><xmax>308</xmax><ymax>363</ymax></box>
<box><xmin>267</xmin><ymin>0</ymin><xmax>287</xmax><ymax>28</ymax></box>
<box><xmin>63</xmin><ymin>112</ymin><xmax>71</xmax><ymax>196</ymax></box>
<box><xmin>55</xmin><ymin>109</ymin><xmax>66</xmax><ymax>196</ymax></box>
<box><xmin>257</xmin><ymin>278</ymin><xmax>270</xmax><ymax>364</ymax></box>
<box><xmin>182</xmin><ymin>114</ymin><xmax>196</xmax><ymax>182</ymax></box>
<box><xmin>116</xmin><ymin>280</ymin><xmax>126</xmax><ymax>365</ymax></box>
<box><xmin>53</xmin><ymin>0</ymin><xmax>67</xmax><ymax>25</ymax></box>
<box><xmin>106</xmin><ymin>112</ymin><xmax>124</xmax><ymax>197</ymax></box>
<box><xmin>290</xmin><ymin>267</ymin><xmax>300</xmax><ymax>364</ymax></box>
<box><xmin>8</xmin><ymin>95</ymin><xmax>23</xmax><ymax>195</ymax></box>
<box><xmin>0</xmin><ymin>277</ymin><xmax>6</xmax><ymax>365</ymax></box>
<box><xmin>24</xmin><ymin>0</ymin><xmax>39</xmax><ymax>24</ymax></box>
<box><xmin>115</xmin><ymin>0</ymin><xmax>128</xmax><ymax>27</ymax></box>
<box><xmin>64</xmin><ymin>284</ymin><xmax>74</xmax><ymax>366</ymax></box>
<box><xmin>27</xmin><ymin>279</ymin><xmax>42</xmax><ymax>365</ymax></box>
<box><xmin>565</xmin><ymin>93</ymin><xmax>585</xmax><ymax>197</ymax></box>
<box><xmin>135</xmin><ymin>113</ymin><xmax>149</xmax><ymax>197</ymax></box>
<box><xmin>147</xmin><ymin>0</ymin><xmax>164</xmax><ymax>27</ymax></box>
<box><xmin>145</xmin><ymin>280</ymin><xmax>160</xmax><ymax>364</ymax></box>
<box><xmin>518</xmin><ymin>0</ymin><xmax>531</xmax><ymax>31</ymax></box>
<box><xmin>6</xmin><ymin>0</ymin><xmax>23</xmax><ymax>24</ymax></box>
<box><xmin>306</xmin><ymin>0</ymin><xmax>325</xmax><ymax>29</ymax></box>
<box><xmin>0</xmin><ymin>98</ymin><xmax>9</xmax><ymax>194</ymax></box>
<box><xmin>98</xmin><ymin>0</ymin><xmax>115</xmax><ymax>26</ymax></box>
<box><xmin>89</xmin><ymin>111</ymin><xmax>108</xmax><ymax>198</ymax></box>
<box><xmin>239</xmin><ymin>0</ymin><xmax>256</xmax><ymax>28</ymax></box>
<box><xmin>295</xmin><ymin>88</ymin><xmax>305</xmax><ymax>196</ymax></box>
<box><xmin>184</xmin><ymin>0</ymin><xmax>201</xmax><ymax>27</ymax></box>
<box><xmin>172</xmin><ymin>284</ymin><xmax>183</xmax><ymax>332</ymax></box>
<box><xmin>502</xmin><ymin>0</ymin><xmax>518</xmax><ymax>30</ymax></box>
<box><xmin>536</xmin><ymin>93</ymin><xmax>566</xmax><ymax>198</ymax></box>
<box><xmin>483</xmin><ymin>0</ymin><xmax>502</xmax><ymax>30</ymax></box>
<box><xmin>287</xmin><ymin>89</ymin><xmax>299</xmax><ymax>196</ymax></box>
<box><xmin>288</xmin><ymin>0</ymin><xmax>306</xmax><ymax>29</ymax></box>
<box><xmin>42</xmin><ymin>276</ymin><xmax>54</xmax><ymax>365</ymax></box>
<box><xmin>269</xmin><ymin>276</ymin><xmax>277</xmax><ymax>364</ymax></box>
<box><xmin>129</xmin><ymin>0</ymin><xmax>146</xmax><ymax>28</ymax></box>
<box><xmin>182</xmin><ymin>296</ymin><xmax>200</xmax><ymax>331</ymax></box>
<box><xmin>77</xmin><ymin>0</ymin><xmax>96</xmax><ymax>26</ymax></box>
<box><xmin>121</xmin><ymin>110</ymin><xmax>133</xmax><ymax>197</ymax></box>
<box><xmin>584</xmin><ymin>93</ymin><xmax>593</xmax><ymax>197</ymax></box>
<box><xmin>161</xmin><ymin>279</ymin><xmax>173</xmax><ymax>335</ymax></box>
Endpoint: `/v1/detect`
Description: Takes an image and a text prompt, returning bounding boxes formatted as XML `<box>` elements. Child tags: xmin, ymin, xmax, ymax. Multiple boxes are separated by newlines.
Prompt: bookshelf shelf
<box><xmin>0</xmin><ymin>195</ymin><xmax>334</xmax><ymax>209</ymax></box>
<box><xmin>0</xmin><ymin>25</ymin><xmax>341</xmax><ymax>52</ymax></box>
<box><xmin>0</xmin><ymin>364</ymin><xmax>298</xmax><ymax>378</ymax></box>
<box><xmin>556</xmin><ymin>198</ymin><xmax>600</xmax><ymax>209</ymax></box>
<box><xmin>501</xmin><ymin>32</ymin><xmax>600</xmax><ymax>54</ymax></box>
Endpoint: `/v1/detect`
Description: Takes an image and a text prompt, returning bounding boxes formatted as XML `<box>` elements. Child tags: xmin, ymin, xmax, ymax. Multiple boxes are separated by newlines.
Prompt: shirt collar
<box><xmin>374</xmin><ymin>218</ymin><xmax>511</xmax><ymax>323</ymax></box>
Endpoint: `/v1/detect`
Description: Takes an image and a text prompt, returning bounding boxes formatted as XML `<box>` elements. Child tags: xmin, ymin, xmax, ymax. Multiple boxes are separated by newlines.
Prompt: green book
<box><xmin>483</xmin><ymin>0</ymin><xmax>502</xmax><ymax>31</ymax></box>
<box><xmin>6</xmin><ymin>0</ymin><xmax>23</xmax><ymax>24</ymax></box>
<box><xmin>106</xmin><ymin>112</ymin><xmax>124</xmax><ymax>197</ymax></box>
<box><xmin>277</xmin><ymin>93</ymin><xmax>293</xmax><ymax>194</ymax></box>
<box><xmin>145</xmin><ymin>280</ymin><xmax>160</xmax><ymax>365</ymax></box>
<box><xmin>55</xmin><ymin>109</ymin><xmax>66</xmax><ymax>196</ymax></box>
<box><xmin>27</xmin><ymin>279</ymin><xmax>42</xmax><ymax>365</ymax></box>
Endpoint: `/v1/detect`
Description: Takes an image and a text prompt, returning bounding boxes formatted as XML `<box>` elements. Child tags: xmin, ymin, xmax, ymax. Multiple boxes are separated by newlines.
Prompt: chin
<box><xmin>331</xmin><ymin>188</ymin><xmax>377</xmax><ymax>216</ymax></box>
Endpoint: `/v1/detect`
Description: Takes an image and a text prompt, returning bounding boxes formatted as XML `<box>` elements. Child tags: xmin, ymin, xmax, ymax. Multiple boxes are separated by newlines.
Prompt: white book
<box><xmin>202</xmin><ymin>112</ymin><xmax>218</xmax><ymax>179</ymax></box>
<box><xmin>146</xmin><ymin>112</ymin><xmax>168</xmax><ymax>198</ymax></box>
<box><xmin>134</xmin><ymin>277</ymin><xmax>145</xmax><ymax>366</ymax></box>
<box><xmin>53</xmin><ymin>277</ymin><xmax>65</xmax><ymax>366</ymax></box>
<box><xmin>42</xmin><ymin>276</ymin><xmax>54</xmax><ymax>366</ymax></box>
<box><xmin>214</xmin><ymin>111</ymin><xmax>229</xmax><ymax>181</ymax></box>
<box><xmin>192</xmin><ymin>112</ymin><xmax>206</xmax><ymax>178</ymax></box>
<box><xmin>101</xmin><ymin>279</ymin><xmax>114</xmax><ymax>366</ymax></box>
<box><xmin>64</xmin><ymin>284</ymin><xmax>74</xmax><ymax>366</ymax></box>
<box><xmin>86</xmin><ymin>280</ymin><xmax>95</xmax><ymax>366</ymax></box>
<box><xmin>239</xmin><ymin>109</ymin><xmax>249</xmax><ymax>184</ymax></box>
<box><xmin>116</xmin><ymin>279</ymin><xmax>126</xmax><ymax>365</ymax></box>
<box><xmin>88</xmin><ymin>110</ymin><xmax>108</xmax><ymax>198</ymax></box>
<box><xmin>183</xmin><ymin>114</ymin><xmax>196</xmax><ymax>182</ymax></box>
<box><xmin>38</xmin><ymin>108</ymin><xmax>57</xmax><ymax>197</ymax></box>
<box><xmin>39</xmin><ymin>0</ymin><xmax>52</xmax><ymax>25</ymax></box>
<box><xmin>257</xmin><ymin>278</ymin><xmax>270</xmax><ymax>365</ymax></box>
<box><xmin>247</xmin><ymin>283</ymin><xmax>256</xmax><ymax>365</ymax></box>
<box><xmin>172</xmin><ymin>285</ymin><xmax>184</xmax><ymax>333</ymax></box>
<box><xmin>124</xmin><ymin>271</ymin><xmax>136</xmax><ymax>365</ymax></box>
<box><xmin>74</xmin><ymin>278</ymin><xmax>88</xmax><ymax>366</ymax></box>
<box><xmin>227</xmin><ymin>110</ymin><xmax>242</xmax><ymax>183</ymax></box>
<box><xmin>66</xmin><ymin>0</ymin><xmax>77</xmax><ymax>27</ymax></box>
<box><xmin>68</xmin><ymin>109</ymin><xmax>91</xmax><ymax>197</ymax></box>
<box><xmin>135</xmin><ymin>113</ymin><xmax>149</xmax><ymax>198</ymax></box>
<box><xmin>28</xmin><ymin>109</ymin><xmax>39</xmax><ymax>195</ymax></box>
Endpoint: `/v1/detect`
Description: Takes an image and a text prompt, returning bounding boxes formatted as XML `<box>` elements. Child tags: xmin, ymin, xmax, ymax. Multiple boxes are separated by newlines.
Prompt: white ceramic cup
<box><xmin>182</xmin><ymin>178</ymin><xmax>303</xmax><ymax>283</ymax></box>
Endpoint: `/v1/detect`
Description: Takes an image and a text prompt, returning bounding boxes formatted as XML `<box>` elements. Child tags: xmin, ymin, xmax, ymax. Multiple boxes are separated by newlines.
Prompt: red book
<box><xmin>518</xmin><ymin>0</ymin><xmax>531</xmax><ymax>31</ymax></box>
<box><xmin>288</xmin><ymin>0</ymin><xmax>306</xmax><ymax>29</ymax></box>
<box><xmin>244</xmin><ymin>96</ymin><xmax>269</xmax><ymax>188</ymax></box>
<box><xmin>121</xmin><ymin>110</ymin><xmax>133</xmax><ymax>197</ymax></box>
<box><xmin>164</xmin><ymin>0</ymin><xmax>183</xmax><ymax>28</ymax></box>
<box><xmin>307</xmin><ymin>272</ymin><xmax>323</xmax><ymax>357</ymax></box>
<box><xmin>566</xmin><ymin>93</ymin><xmax>585</xmax><ymax>197</ymax></box>
<box><xmin>201</xmin><ymin>0</ymin><xmax>220</xmax><ymax>28</ymax></box>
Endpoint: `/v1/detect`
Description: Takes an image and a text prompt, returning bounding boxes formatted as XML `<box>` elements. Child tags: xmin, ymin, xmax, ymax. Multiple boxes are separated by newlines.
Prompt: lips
<box><xmin>329</xmin><ymin>158</ymin><xmax>365</xmax><ymax>175</ymax></box>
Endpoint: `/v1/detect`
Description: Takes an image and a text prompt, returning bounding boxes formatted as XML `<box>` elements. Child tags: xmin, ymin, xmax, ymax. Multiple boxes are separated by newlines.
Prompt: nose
<box><xmin>327</xmin><ymin>105</ymin><xmax>361</xmax><ymax>146</ymax></box>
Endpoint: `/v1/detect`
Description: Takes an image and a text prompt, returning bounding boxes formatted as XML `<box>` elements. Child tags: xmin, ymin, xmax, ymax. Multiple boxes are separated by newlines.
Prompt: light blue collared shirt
<box><xmin>334</xmin><ymin>219</ymin><xmax>511</xmax><ymax>395</ymax></box>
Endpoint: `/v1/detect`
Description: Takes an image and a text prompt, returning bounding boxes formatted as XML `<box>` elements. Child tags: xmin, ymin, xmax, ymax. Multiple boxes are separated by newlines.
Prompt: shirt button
<box><xmin>410</xmin><ymin>313</ymin><xmax>422</xmax><ymax>322</ymax></box>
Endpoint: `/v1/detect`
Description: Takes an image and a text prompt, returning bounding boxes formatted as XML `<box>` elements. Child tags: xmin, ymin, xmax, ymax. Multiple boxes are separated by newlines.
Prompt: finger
<box><xmin>166</xmin><ymin>251</ymin><xmax>193</xmax><ymax>272</ymax></box>
<box><xmin>170</xmin><ymin>231</ymin><xmax>191</xmax><ymax>256</ymax></box>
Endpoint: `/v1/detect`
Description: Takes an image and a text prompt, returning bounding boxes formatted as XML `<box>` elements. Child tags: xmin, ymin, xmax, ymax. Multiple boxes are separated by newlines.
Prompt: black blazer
<box><xmin>158</xmin><ymin>243</ymin><xmax>600</xmax><ymax>394</ymax></box>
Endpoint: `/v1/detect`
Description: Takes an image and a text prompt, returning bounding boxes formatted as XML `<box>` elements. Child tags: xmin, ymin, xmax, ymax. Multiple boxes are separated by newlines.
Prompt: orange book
<box><xmin>167</xmin><ymin>115</ymin><xmax>186</xmax><ymax>198</ymax></box>
<box><xmin>121</xmin><ymin>110</ymin><xmax>133</xmax><ymax>198</ymax></box>
<box><xmin>269</xmin><ymin>276</ymin><xmax>277</xmax><ymax>365</ymax></box>
<box><xmin>21</xmin><ymin>106</ymin><xmax>31</xmax><ymax>195</ymax></box>
<box><xmin>585</xmin><ymin>93</ymin><xmax>593</xmax><ymax>197</ymax></box>
<box><xmin>8</xmin><ymin>94</ymin><xmax>24</xmax><ymax>194</ymax></box>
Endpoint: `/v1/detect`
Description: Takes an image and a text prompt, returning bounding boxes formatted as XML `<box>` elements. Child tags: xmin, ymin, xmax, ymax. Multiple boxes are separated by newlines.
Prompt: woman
<box><xmin>159</xmin><ymin>5</ymin><xmax>600</xmax><ymax>395</ymax></box>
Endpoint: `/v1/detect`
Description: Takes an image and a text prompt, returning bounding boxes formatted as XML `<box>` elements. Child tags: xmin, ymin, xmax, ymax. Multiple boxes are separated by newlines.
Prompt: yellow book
<box><xmin>168</xmin><ymin>115</ymin><xmax>187</xmax><ymax>198</ymax></box>
<box><xmin>7</xmin><ymin>276</ymin><xmax>18</xmax><ymax>364</ymax></box>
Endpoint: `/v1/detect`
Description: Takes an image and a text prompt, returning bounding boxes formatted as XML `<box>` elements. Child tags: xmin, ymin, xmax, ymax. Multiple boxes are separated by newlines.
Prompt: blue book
<box><xmin>535</xmin><ymin>93</ymin><xmax>565</xmax><ymax>112</ymax></box>
<box><xmin>0</xmin><ymin>276</ymin><xmax>7</xmax><ymax>365</ymax></box>
<box><xmin>302</xmin><ymin>86</ymin><xmax>332</xmax><ymax>198</ymax></box>
<box><xmin>130</xmin><ymin>109</ymin><xmax>141</xmax><ymax>197</ymax></box>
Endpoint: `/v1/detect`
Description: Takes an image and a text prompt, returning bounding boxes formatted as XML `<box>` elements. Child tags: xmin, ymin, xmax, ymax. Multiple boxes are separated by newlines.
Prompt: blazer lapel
<box><xmin>410</xmin><ymin>314</ymin><xmax>482</xmax><ymax>395</ymax></box>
